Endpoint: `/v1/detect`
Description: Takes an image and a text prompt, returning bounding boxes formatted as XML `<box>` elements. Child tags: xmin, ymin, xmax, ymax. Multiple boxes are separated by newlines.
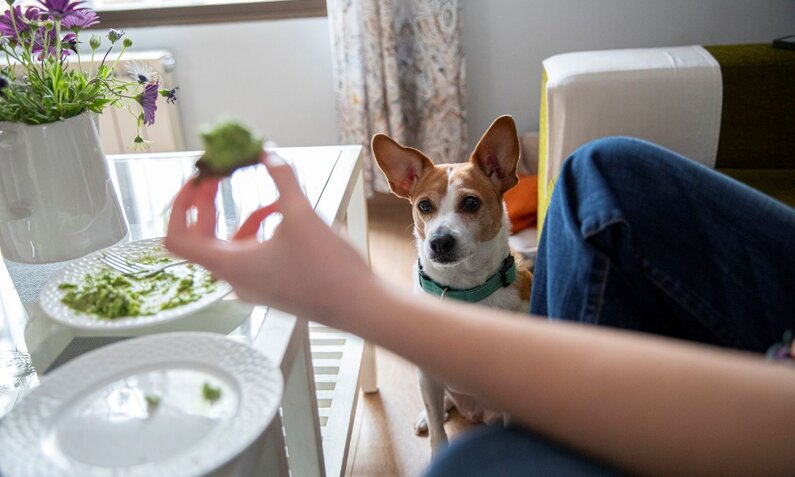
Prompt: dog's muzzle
<box><xmin>428</xmin><ymin>231</ymin><xmax>457</xmax><ymax>263</ymax></box>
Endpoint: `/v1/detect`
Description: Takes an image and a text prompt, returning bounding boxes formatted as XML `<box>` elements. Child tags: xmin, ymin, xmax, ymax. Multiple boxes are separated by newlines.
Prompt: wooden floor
<box><xmin>344</xmin><ymin>193</ymin><xmax>474</xmax><ymax>477</ymax></box>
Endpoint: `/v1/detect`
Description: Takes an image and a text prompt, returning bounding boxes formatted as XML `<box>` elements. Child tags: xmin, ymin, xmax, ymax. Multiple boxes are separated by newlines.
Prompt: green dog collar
<box><xmin>418</xmin><ymin>255</ymin><xmax>517</xmax><ymax>302</ymax></box>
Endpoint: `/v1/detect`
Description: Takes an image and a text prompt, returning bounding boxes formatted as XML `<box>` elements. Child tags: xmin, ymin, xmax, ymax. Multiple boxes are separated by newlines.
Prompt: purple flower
<box><xmin>138</xmin><ymin>80</ymin><xmax>159</xmax><ymax>126</ymax></box>
<box><xmin>31</xmin><ymin>28</ymin><xmax>75</xmax><ymax>58</ymax></box>
<box><xmin>37</xmin><ymin>0</ymin><xmax>85</xmax><ymax>19</ymax></box>
<box><xmin>164</xmin><ymin>86</ymin><xmax>178</xmax><ymax>104</ymax></box>
<box><xmin>27</xmin><ymin>7</ymin><xmax>45</xmax><ymax>22</ymax></box>
<box><xmin>0</xmin><ymin>6</ymin><xmax>39</xmax><ymax>39</ymax></box>
<box><xmin>61</xmin><ymin>9</ymin><xmax>99</xmax><ymax>31</ymax></box>
<box><xmin>30</xmin><ymin>28</ymin><xmax>52</xmax><ymax>55</ymax></box>
<box><xmin>63</xmin><ymin>31</ymin><xmax>77</xmax><ymax>50</ymax></box>
<box><xmin>0</xmin><ymin>8</ymin><xmax>21</xmax><ymax>38</ymax></box>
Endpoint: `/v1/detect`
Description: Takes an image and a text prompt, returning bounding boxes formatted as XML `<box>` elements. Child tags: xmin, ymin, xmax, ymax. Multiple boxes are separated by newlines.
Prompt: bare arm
<box><xmin>341</xmin><ymin>281</ymin><xmax>795</xmax><ymax>476</ymax></box>
<box><xmin>166</xmin><ymin>154</ymin><xmax>795</xmax><ymax>477</ymax></box>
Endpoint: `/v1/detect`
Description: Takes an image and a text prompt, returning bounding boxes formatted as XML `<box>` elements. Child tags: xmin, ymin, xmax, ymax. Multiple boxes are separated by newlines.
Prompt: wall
<box><xmin>463</xmin><ymin>0</ymin><xmax>795</xmax><ymax>144</ymax></box>
<box><xmin>461</xmin><ymin>0</ymin><xmax>795</xmax><ymax>147</ymax></box>
<box><xmin>126</xmin><ymin>1</ymin><xmax>795</xmax><ymax>150</ymax></box>
<box><xmin>127</xmin><ymin>18</ymin><xmax>338</xmax><ymax>150</ymax></box>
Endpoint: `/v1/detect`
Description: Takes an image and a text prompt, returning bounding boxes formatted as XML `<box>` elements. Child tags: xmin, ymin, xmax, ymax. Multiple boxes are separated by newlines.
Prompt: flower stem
<box><xmin>75</xmin><ymin>32</ymin><xmax>83</xmax><ymax>74</ymax></box>
<box><xmin>99</xmin><ymin>44</ymin><xmax>114</xmax><ymax>71</ymax></box>
<box><xmin>9</xmin><ymin>5</ymin><xmax>20</xmax><ymax>41</ymax></box>
<box><xmin>55</xmin><ymin>20</ymin><xmax>61</xmax><ymax>61</ymax></box>
<box><xmin>110</xmin><ymin>45</ymin><xmax>128</xmax><ymax>72</ymax></box>
<box><xmin>89</xmin><ymin>47</ymin><xmax>96</xmax><ymax>80</ymax></box>
<box><xmin>3</xmin><ymin>49</ymin><xmax>19</xmax><ymax>77</ymax></box>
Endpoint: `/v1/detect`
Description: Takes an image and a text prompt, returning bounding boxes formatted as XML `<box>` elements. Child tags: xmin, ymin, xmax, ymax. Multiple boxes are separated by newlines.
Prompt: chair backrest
<box><xmin>537</xmin><ymin>44</ymin><xmax>795</xmax><ymax>234</ymax></box>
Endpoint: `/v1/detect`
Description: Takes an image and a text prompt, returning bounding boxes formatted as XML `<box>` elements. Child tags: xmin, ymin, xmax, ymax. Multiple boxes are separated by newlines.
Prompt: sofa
<box><xmin>537</xmin><ymin>43</ymin><xmax>795</xmax><ymax>236</ymax></box>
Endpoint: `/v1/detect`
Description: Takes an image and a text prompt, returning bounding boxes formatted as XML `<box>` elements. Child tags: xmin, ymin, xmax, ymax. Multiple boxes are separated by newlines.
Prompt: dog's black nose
<box><xmin>429</xmin><ymin>233</ymin><xmax>456</xmax><ymax>255</ymax></box>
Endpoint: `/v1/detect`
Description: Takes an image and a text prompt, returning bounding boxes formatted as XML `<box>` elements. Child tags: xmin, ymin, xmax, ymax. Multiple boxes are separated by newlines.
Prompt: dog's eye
<box><xmin>462</xmin><ymin>196</ymin><xmax>481</xmax><ymax>212</ymax></box>
<box><xmin>417</xmin><ymin>199</ymin><xmax>433</xmax><ymax>213</ymax></box>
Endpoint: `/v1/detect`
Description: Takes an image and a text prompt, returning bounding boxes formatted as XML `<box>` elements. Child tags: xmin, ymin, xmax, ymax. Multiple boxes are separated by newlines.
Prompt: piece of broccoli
<box><xmin>202</xmin><ymin>381</ymin><xmax>222</xmax><ymax>403</ymax></box>
<box><xmin>195</xmin><ymin>119</ymin><xmax>264</xmax><ymax>178</ymax></box>
<box><xmin>145</xmin><ymin>394</ymin><xmax>161</xmax><ymax>409</ymax></box>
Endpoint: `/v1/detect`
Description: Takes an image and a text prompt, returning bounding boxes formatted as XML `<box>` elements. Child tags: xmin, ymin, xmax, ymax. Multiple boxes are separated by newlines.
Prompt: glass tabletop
<box><xmin>109</xmin><ymin>148</ymin><xmax>334</xmax><ymax>242</ymax></box>
<box><xmin>0</xmin><ymin>146</ymin><xmax>345</xmax><ymax>419</ymax></box>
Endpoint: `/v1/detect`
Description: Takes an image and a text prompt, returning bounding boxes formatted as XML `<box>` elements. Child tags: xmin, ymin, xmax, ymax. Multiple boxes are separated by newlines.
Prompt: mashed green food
<box><xmin>59</xmin><ymin>257</ymin><xmax>217</xmax><ymax>319</ymax></box>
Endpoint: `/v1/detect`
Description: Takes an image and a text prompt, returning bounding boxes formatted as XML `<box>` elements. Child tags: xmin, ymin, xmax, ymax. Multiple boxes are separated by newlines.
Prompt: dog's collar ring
<box><xmin>439</xmin><ymin>287</ymin><xmax>449</xmax><ymax>300</ymax></box>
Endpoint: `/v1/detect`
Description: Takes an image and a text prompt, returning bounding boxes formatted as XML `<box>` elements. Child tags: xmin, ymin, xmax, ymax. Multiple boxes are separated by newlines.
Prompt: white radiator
<box><xmin>93</xmin><ymin>50</ymin><xmax>185</xmax><ymax>154</ymax></box>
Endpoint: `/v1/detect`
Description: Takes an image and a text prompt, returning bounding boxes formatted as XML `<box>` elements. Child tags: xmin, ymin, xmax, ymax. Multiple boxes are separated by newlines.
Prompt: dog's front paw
<box><xmin>414</xmin><ymin>410</ymin><xmax>429</xmax><ymax>435</ymax></box>
<box><xmin>414</xmin><ymin>409</ymin><xmax>451</xmax><ymax>436</ymax></box>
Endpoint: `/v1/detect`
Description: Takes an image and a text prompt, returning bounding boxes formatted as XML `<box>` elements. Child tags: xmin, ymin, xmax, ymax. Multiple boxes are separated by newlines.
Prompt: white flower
<box><xmin>126</xmin><ymin>61</ymin><xmax>159</xmax><ymax>85</ymax></box>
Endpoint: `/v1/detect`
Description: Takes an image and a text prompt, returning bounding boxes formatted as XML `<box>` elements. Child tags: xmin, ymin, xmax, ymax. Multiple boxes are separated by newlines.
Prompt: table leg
<box><xmin>346</xmin><ymin>168</ymin><xmax>378</xmax><ymax>394</ymax></box>
<box><xmin>244</xmin><ymin>412</ymin><xmax>290</xmax><ymax>476</ymax></box>
<box><xmin>281</xmin><ymin>319</ymin><xmax>326</xmax><ymax>476</ymax></box>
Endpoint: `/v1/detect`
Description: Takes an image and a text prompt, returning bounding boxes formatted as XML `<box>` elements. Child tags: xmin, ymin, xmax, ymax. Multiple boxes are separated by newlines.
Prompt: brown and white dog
<box><xmin>372</xmin><ymin>115</ymin><xmax>532</xmax><ymax>456</ymax></box>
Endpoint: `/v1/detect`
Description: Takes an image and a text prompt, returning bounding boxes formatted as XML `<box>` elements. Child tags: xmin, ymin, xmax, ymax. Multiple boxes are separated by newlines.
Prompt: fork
<box><xmin>101</xmin><ymin>249</ymin><xmax>189</xmax><ymax>277</ymax></box>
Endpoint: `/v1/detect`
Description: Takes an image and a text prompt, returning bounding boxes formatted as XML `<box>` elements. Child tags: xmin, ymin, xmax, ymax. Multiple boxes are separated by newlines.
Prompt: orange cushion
<box><xmin>504</xmin><ymin>174</ymin><xmax>538</xmax><ymax>233</ymax></box>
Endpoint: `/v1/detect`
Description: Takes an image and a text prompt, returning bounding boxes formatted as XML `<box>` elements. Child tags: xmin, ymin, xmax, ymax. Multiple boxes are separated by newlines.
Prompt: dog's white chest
<box><xmin>476</xmin><ymin>285</ymin><xmax>527</xmax><ymax>312</ymax></box>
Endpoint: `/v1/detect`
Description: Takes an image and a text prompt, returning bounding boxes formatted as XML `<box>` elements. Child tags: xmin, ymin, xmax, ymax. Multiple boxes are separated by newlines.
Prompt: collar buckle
<box><xmin>499</xmin><ymin>255</ymin><xmax>515</xmax><ymax>288</ymax></box>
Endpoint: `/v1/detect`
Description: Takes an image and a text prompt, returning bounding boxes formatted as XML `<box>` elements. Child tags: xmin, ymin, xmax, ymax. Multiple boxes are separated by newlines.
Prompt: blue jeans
<box><xmin>532</xmin><ymin>137</ymin><xmax>795</xmax><ymax>350</ymax></box>
<box><xmin>426</xmin><ymin>424</ymin><xmax>627</xmax><ymax>477</ymax></box>
<box><xmin>426</xmin><ymin>137</ymin><xmax>795</xmax><ymax>476</ymax></box>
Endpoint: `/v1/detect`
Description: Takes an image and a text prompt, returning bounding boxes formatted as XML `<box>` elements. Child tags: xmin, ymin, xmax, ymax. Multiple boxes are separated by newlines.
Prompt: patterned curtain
<box><xmin>328</xmin><ymin>0</ymin><xmax>467</xmax><ymax>195</ymax></box>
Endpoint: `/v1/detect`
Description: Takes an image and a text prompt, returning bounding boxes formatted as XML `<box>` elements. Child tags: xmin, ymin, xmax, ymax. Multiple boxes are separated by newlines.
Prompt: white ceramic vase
<box><xmin>0</xmin><ymin>113</ymin><xmax>128</xmax><ymax>264</ymax></box>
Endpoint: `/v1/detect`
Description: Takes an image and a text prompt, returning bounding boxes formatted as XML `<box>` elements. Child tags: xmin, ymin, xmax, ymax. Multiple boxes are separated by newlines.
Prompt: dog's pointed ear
<box><xmin>470</xmin><ymin>115</ymin><xmax>520</xmax><ymax>194</ymax></box>
<box><xmin>371</xmin><ymin>134</ymin><xmax>434</xmax><ymax>198</ymax></box>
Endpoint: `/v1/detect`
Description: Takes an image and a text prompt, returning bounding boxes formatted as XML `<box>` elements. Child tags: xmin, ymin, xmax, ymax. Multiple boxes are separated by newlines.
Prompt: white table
<box><xmin>0</xmin><ymin>145</ymin><xmax>376</xmax><ymax>477</ymax></box>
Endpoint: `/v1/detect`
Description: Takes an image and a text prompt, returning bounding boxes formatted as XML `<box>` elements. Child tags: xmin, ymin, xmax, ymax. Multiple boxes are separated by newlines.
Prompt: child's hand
<box><xmin>165</xmin><ymin>153</ymin><xmax>372</xmax><ymax>320</ymax></box>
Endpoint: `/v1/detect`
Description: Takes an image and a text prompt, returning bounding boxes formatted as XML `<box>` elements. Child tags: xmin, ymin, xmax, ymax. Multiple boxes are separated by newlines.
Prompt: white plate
<box><xmin>40</xmin><ymin>238</ymin><xmax>232</xmax><ymax>331</ymax></box>
<box><xmin>0</xmin><ymin>332</ymin><xmax>283</xmax><ymax>477</ymax></box>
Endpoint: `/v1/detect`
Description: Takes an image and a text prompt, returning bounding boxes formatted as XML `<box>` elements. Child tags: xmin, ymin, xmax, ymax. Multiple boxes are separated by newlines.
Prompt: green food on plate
<box><xmin>202</xmin><ymin>381</ymin><xmax>222</xmax><ymax>403</ymax></box>
<box><xmin>145</xmin><ymin>394</ymin><xmax>161</xmax><ymax>409</ymax></box>
<box><xmin>59</xmin><ymin>253</ymin><xmax>218</xmax><ymax>319</ymax></box>
<box><xmin>195</xmin><ymin>118</ymin><xmax>263</xmax><ymax>178</ymax></box>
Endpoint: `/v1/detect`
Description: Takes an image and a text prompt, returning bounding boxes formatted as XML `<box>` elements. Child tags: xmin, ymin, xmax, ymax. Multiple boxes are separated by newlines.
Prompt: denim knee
<box><xmin>535</xmin><ymin>136</ymin><xmax>795</xmax><ymax>350</ymax></box>
<box><xmin>561</xmin><ymin>136</ymin><xmax>683</xmax><ymax>209</ymax></box>
<box><xmin>564</xmin><ymin>136</ymin><xmax>676</xmax><ymax>176</ymax></box>
<box><xmin>567</xmin><ymin>136</ymin><xmax>644</xmax><ymax>172</ymax></box>
<box><xmin>424</xmin><ymin>424</ymin><xmax>627</xmax><ymax>477</ymax></box>
<box><xmin>556</xmin><ymin>136</ymin><xmax>702</xmax><ymax>242</ymax></box>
